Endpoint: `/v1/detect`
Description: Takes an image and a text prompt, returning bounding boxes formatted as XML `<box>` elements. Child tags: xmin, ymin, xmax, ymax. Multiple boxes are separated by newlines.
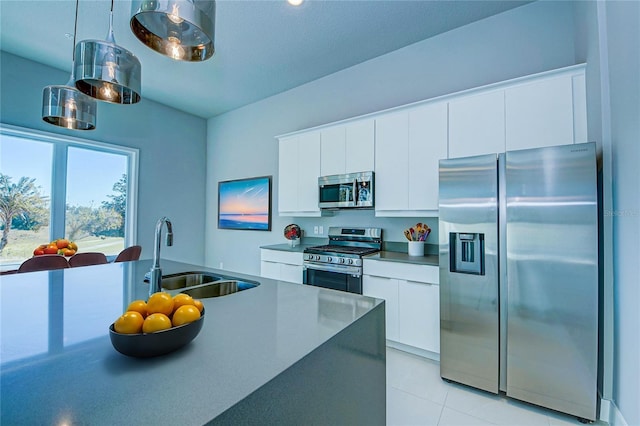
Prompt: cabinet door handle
<box><xmin>405</xmin><ymin>280</ymin><xmax>435</xmax><ymax>286</ymax></box>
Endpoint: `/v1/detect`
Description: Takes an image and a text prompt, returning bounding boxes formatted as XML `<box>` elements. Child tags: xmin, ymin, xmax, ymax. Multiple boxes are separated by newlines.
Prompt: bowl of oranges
<box><xmin>109</xmin><ymin>291</ymin><xmax>205</xmax><ymax>358</ymax></box>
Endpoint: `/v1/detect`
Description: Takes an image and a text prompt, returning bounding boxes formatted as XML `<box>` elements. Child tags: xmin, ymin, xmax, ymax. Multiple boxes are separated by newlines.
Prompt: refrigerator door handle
<box><xmin>498</xmin><ymin>152</ymin><xmax>508</xmax><ymax>393</ymax></box>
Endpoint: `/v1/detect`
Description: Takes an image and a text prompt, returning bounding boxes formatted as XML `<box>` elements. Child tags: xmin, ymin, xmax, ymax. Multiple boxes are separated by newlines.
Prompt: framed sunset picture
<box><xmin>218</xmin><ymin>176</ymin><xmax>272</xmax><ymax>231</ymax></box>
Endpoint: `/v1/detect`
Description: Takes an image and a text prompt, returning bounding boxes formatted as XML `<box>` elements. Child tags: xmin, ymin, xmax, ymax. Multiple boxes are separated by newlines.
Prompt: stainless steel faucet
<box><xmin>147</xmin><ymin>217</ymin><xmax>173</xmax><ymax>296</ymax></box>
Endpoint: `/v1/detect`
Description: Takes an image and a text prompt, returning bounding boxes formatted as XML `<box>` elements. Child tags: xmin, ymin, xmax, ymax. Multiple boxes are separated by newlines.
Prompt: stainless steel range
<box><xmin>303</xmin><ymin>227</ymin><xmax>382</xmax><ymax>294</ymax></box>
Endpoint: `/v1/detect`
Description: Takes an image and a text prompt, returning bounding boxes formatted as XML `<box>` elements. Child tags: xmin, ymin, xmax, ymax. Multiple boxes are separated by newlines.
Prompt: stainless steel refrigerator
<box><xmin>439</xmin><ymin>142</ymin><xmax>599</xmax><ymax>422</ymax></box>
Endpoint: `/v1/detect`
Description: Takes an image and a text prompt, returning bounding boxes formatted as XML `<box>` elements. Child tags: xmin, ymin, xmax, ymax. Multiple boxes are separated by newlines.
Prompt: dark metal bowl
<box><xmin>109</xmin><ymin>308</ymin><xmax>205</xmax><ymax>358</ymax></box>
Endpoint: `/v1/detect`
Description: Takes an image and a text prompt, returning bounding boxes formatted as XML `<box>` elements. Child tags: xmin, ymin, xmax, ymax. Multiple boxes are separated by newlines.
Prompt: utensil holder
<box><xmin>408</xmin><ymin>241</ymin><xmax>424</xmax><ymax>257</ymax></box>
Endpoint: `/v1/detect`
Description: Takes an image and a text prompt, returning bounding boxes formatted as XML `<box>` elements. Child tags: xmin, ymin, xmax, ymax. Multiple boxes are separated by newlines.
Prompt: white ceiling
<box><xmin>0</xmin><ymin>0</ymin><xmax>531</xmax><ymax>118</ymax></box>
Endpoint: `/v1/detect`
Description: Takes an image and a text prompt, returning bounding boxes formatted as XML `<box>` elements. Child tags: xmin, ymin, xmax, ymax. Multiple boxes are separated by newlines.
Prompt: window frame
<box><xmin>0</xmin><ymin>124</ymin><xmax>139</xmax><ymax>256</ymax></box>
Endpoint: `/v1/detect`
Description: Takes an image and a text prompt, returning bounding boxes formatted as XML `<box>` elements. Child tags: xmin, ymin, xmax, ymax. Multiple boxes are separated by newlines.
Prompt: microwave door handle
<box><xmin>353</xmin><ymin>179</ymin><xmax>358</xmax><ymax>204</ymax></box>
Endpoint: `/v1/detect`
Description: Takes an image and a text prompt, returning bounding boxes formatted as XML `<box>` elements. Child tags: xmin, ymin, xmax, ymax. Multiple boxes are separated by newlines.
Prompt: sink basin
<box><xmin>161</xmin><ymin>272</ymin><xmax>223</xmax><ymax>290</ymax></box>
<box><xmin>181</xmin><ymin>280</ymin><xmax>259</xmax><ymax>298</ymax></box>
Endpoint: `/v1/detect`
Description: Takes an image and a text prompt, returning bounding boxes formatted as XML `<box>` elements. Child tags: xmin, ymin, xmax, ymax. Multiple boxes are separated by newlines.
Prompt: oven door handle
<box><xmin>303</xmin><ymin>262</ymin><xmax>362</xmax><ymax>276</ymax></box>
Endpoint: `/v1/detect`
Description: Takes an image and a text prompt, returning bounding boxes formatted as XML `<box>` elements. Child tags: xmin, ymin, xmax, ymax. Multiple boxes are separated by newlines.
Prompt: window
<box><xmin>0</xmin><ymin>125</ymin><xmax>138</xmax><ymax>269</ymax></box>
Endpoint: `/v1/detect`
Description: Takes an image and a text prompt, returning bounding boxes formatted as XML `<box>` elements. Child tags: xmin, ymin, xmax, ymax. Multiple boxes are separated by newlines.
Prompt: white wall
<box><xmin>205</xmin><ymin>0</ymin><xmax>577</xmax><ymax>275</ymax></box>
<box><xmin>0</xmin><ymin>51</ymin><xmax>207</xmax><ymax>265</ymax></box>
<box><xmin>605</xmin><ymin>2</ymin><xmax>640</xmax><ymax>425</ymax></box>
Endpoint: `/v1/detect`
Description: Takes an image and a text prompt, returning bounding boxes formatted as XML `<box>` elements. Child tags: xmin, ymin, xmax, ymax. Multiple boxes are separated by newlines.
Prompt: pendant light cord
<box><xmin>66</xmin><ymin>0</ymin><xmax>80</xmax><ymax>83</ymax></box>
<box><xmin>72</xmin><ymin>0</ymin><xmax>79</xmax><ymax>62</ymax></box>
<box><xmin>106</xmin><ymin>0</ymin><xmax>116</xmax><ymax>43</ymax></box>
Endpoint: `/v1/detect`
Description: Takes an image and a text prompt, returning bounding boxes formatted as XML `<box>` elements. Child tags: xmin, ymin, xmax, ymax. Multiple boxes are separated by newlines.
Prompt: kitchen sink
<box><xmin>161</xmin><ymin>272</ymin><xmax>223</xmax><ymax>290</ymax></box>
<box><xmin>181</xmin><ymin>280</ymin><xmax>259</xmax><ymax>298</ymax></box>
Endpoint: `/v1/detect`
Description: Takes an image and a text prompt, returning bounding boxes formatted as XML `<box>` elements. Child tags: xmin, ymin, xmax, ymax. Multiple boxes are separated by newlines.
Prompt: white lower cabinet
<box><xmin>363</xmin><ymin>259</ymin><xmax>440</xmax><ymax>355</ymax></box>
<box><xmin>398</xmin><ymin>280</ymin><xmax>440</xmax><ymax>353</ymax></box>
<box><xmin>260</xmin><ymin>249</ymin><xmax>303</xmax><ymax>284</ymax></box>
<box><xmin>362</xmin><ymin>275</ymin><xmax>399</xmax><ymax>341</ymax></box>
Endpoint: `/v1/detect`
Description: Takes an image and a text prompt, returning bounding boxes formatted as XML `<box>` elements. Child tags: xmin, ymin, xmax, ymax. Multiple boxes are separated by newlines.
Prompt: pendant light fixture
<box><xmin>130</xmin><ymin>0</ymin><xmax>216</xmax><ymax>62</ymax></box>
<box><xmin>42</xmin><ymin>0</ymin><xmax>97</xmax><ymax>131</ymax></box>
<box><xmin>74</xmin><ymin>0</ymin><xmax>142</xmax><ymax>104</ymax></box>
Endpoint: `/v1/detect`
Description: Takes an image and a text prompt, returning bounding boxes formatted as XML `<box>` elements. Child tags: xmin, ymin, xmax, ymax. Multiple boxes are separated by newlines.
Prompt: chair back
<box><xmin>114</xmin><ymin>245</ymin><xmax>142</xmax><ymax>262</ymax></box>
<box><xmin>18</xmin><ymin>255</ymin><xmax>70</xmax><ymax>273</ymax></box>
<box><xmin>68</xmin><ymin>252</ymin><xmax>108</xmax><ymax>267</ymax></box>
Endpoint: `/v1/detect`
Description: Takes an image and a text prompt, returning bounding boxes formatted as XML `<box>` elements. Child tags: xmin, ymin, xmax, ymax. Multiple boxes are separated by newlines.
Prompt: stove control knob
<box><xmin>348</xmin><ymin>259</ymin><xmax>354</xmax><ymax>265</ymax></box>
<box><xmin>339</xmin><ymin>258</ymin><xmax>345</xmax><ymax>264</ymax></box>
<box><xmin>315</xmin><ymin>255</ymin><xmax>321</xmax><ymax>261</ymax></box>
<box><xmin>327</xmin><ymin>257</ymin><xmax>332</xmax><ymax>263</ymax></box>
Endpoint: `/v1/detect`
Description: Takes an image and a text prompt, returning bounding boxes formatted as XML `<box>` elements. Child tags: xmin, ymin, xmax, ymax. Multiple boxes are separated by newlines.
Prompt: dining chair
<box><xmin>114</xmin><ymin>245</ymin><xmax>142</xmax><ymax>263</ymax></box>
<box><xmin>68</xmin><ymin>252</ymin><xmax>108</xmax><ymax>267</ymax></box>
<box><xmin>18</xmin><ymin>255</ymin><xmax>70</xmax><ymax>273</ymax></box>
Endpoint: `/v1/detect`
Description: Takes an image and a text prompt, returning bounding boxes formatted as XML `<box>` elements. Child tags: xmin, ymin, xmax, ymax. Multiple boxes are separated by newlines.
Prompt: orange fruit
<box><xmin>126</xmin><ymin>300</ymin><xmax>148</xmax><ymax>318</ymax></box>
<box><xmin>143</xmin><ymin>313</ymin><xmax>172</xmax><ymax>333</ymax></box>
<box><xmin>172</xmin><ymin>293</ymin><xmax>195</xmax><ymax>311</ymax></box>
<box><xmin>193</xmin><ymin>299</ymin><xmax>204</xmax><ymax>313</ymax></box>
<box><xmin>146</xmin><ymin>292</ymin><xmax>174</xmax><ymax>316</ymax></box>
<box><xmin>43</xmin><ymin>246</ymin><xmax>58</xmax><ymax>254</ymax></box>
<box><xmin>114</xmin><ymin>311</ymin><xmax>144</xmax><ymax>334</ymax></box>
<box><xmin>55</xmin><ymin>239</ymin><xmax>70</xmax><ymax>249</ymax></box>
<box><xmin>172</xmin><ymin>305</ymin><xmax>201</xmax><ymax>327</ymax></box>
<box><xmin>62</xmin><ymin>248</ymin><xmax>76</xmax><ymax>256</ymax></box>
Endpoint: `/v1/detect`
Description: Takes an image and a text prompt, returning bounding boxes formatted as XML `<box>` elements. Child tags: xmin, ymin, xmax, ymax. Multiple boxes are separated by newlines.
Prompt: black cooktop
<box><xmin>305</xmin><ymin>245</ymin><xmax>379</xmax><ymax>256</ymax></box>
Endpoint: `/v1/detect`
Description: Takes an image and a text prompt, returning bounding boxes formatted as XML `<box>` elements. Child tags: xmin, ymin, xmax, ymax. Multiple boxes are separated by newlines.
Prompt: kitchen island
<box><xmin>0</xmin><ymin>259</ymin><xmax>386</xmax><ymax>425</ymax></box>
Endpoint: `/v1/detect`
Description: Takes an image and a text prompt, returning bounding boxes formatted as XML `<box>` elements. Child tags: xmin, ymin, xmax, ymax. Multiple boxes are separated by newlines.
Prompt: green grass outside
<box><xmin>0</xmin><ymin>228</ymin><xmax>124</xmax><ymax>268</ymax></box>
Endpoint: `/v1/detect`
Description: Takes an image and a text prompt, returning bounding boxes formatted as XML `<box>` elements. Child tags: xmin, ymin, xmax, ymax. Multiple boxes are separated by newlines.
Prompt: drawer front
<box><xmin>280</xmin><ymin>264</ymin><xmax>303</xmax><ymax>284</ymax></box>
<box><xmin>260</xmin><ymin>261</ymin><xmax>280</xmax><ymax>280</ymax></box>
<box><xmin>260</xmin><ymin>249</ymin><xmax>303</xmax><ymax>266</ymax></box>
<box><xmin>363</xmin><ymin>259</ymin><xmax>438</xmax><ymax>284</ymax></box>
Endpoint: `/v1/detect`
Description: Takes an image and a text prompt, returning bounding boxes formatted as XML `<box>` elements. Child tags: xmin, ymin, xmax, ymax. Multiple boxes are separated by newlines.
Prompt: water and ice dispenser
<box><xmin>449</xmin><ymin>232</ymin><xmax>485</xmax><ymax>275</ymax></box>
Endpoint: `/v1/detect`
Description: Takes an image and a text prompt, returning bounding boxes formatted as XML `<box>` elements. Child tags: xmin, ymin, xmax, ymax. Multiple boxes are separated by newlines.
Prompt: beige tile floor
<box><xmin>386</xmin><ymin>347</ymin><xmax>608</xmax><ymax>426</ymax></box>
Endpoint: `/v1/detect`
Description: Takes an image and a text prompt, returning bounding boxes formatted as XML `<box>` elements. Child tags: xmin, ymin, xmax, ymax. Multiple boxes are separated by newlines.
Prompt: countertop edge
<box><xmin>364</xmin><ymin>251</ymin><xmax>439</xmax><ymax>266</ymax></box>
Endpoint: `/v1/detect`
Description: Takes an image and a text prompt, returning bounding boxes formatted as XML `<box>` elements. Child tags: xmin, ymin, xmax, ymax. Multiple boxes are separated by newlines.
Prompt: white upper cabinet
<box><xmin>345</xmin><ymin>119</ymin><xmax>375</xmax><ymax>173</ymax></box>
<box><xmin>278</xmin><ymin>135</ymin><xmax>299</xmax><ymax>214</ymax></box>
<box><xmin>408</xmin><ymin>102</ymin><xmax>448</xmax><ymax>211</ymax></box>
<box><xmin>320</xmin><ymin>126</ymin><xmax>346</xmax><ymax>176</ymax></box>
<box><xmin>572</xmin><ymin>73</ymin><xmax>588</xmax><ymax>144</ymax></box>
<box><xmin>449</xmin><ymin>90</ymin><xmax>505</xmax><ymax>159</ymax></box>
<box><xmin>320</xmin><ymin>119</ymin><xmax>374</xmax><ymax>176</ymax></box>
<box><xmin>375</xmin><ymin>102</ymin><xmax>447</xmax><ymax>216</ymax></box>
<box><xmin>278</xmin><ymin>131</ymin><xmax>321</xmax><ymax>216</ymax></box>
<box><xmin>506</xmin><ymin>74</ymin><xmax>575</xmax><ymax>151</ymax></box>
<box><xmin>375</xmin><ymin>111</ymin><xmax>409</xmax><ymax>213</ymax></box>
<box><xmin>278</xmin><ymin>65</ymin><xmax>587</xmax><ymax>217</ymax></box>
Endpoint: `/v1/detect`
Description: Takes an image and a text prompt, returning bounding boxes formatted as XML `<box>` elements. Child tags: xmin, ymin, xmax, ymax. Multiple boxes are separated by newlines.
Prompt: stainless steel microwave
<box><xmin>318</xmin><ymin>171</ymin><xmax>374</xmax><ymax>209</ymax></box>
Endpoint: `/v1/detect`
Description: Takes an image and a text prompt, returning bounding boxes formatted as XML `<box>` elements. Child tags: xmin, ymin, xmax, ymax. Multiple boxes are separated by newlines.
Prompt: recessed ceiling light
<box><xmin>287</xmin><ymin>0</ymin><xmax>304</xmax><ymax>6</ymax></box>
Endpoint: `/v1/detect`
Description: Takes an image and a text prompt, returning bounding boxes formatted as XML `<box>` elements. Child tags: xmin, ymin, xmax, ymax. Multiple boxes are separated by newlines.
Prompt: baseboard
<box><xmin>600</xmin><ymin>399</ymin><xmax>629</xmax><ymax>426</ymax></box>
<box><xmin>386</xmin><ymin>340</ymin><xmax>440</xmax><ymax>362</ymax></box>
